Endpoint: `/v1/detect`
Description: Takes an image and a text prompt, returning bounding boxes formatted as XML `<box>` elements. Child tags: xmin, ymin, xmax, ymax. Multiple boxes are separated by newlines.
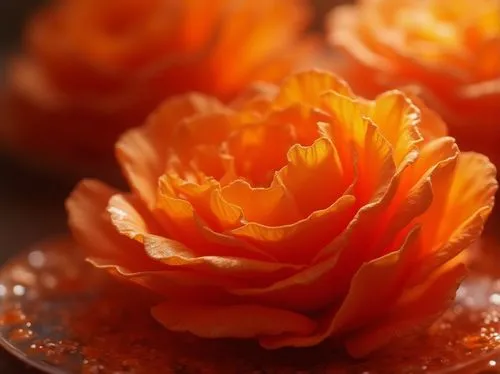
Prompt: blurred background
<box><xmin>0</xmin><ymin>0</ymin><xmax>350</xmax><ymax>263</ymax></box>
<box><xmin>0</xmin><ymin>1</ymin><xmax>348</xmax><ymax>372</ymax></box>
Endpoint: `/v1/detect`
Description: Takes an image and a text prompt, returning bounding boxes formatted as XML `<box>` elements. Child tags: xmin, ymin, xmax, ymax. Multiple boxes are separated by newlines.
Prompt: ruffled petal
<box><xmin>266</xmin><ymin>104</ymin><xmax>331</xmax><ymax>146</ymax></box>
<box><xmin>277</xmin><ymin>137</ymin><xmax>348</xmax><ymax>217</ymax></box>
<box><xmin>231</xmin><ymin>195</ymin><xmax>356</xmax><ymax>265</ymax></box>
<box><xmin>363</xmin><ymin>90</ymin><xmax>422</xmax><ymax>165</ymax></box>
<box><xmin>173</xmin><ymin>111</ymin><xmax>236</xmax><ymax>164</ymax></box>
<box><xmin>163</xmin><ymin>175</ymin><xmax>243</xmax><ymax>231</ymax></box>
<box><xmin>321</xmin><ymin>91</ymin><xmax>396</xmax><ymax>204</ymax></box>
<box><xmin>116</xmin><ymin>94</ymin><xmax>224</xmax><ymax>208</ymax></box>
<box><xmin>221</xmin><ymin>179</ymin><xmax>301</xmax><ymax>226</ymax></box>
<box><xmin>88</xmin><ymin>257</ymin><xmax>240</xmax><ymax>302</ymax></box>
<box><xmin>400</xmin><ymin>88</ymin><xmax>448</xmax><ymax>141</ymax></box>
<box><xmin>273</xmin><ymin>70</ymin><xmax>353</xmax><ymax>109</ymax></box>
<box><xmin>155</xmin><ymin>177</ymin><xmax>274</xmax><ymax>261</ymax></box>
<box><xmin>227</xmin><ymin>121</ymin><xmax>295</xmax><ymax>186</ymax></box>
<box><xmin>259</xmin><ymin>227</ymin><xmax>423</xmax><ymax>349</ymax></box>
<box><xmin>435</xmin><ymin>152</ymin><xmax>497</xmax><ymax>244</ymax></box>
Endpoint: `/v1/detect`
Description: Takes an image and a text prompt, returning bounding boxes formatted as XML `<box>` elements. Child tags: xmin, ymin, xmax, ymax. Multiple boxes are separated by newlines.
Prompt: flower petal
<box><xmin>88</xmin><ymin>257</ymin><xmax>241</xmax><ymax>302</ymax></box>
<box><xmin>321</xmin><ymin>91</ymin><xmax>396</xmax><ymax>204</ymax></box>
<box><xmin>66</xmin><ymin>179</ymin><xmax>162</xmax><ymax>271</ymax></box>
<box><xmin>345</xmin><ymin>261</ymin><xmax>466</xmax><ymax>357</ymax></box>
<box><xmin>155</xmin><ymin>177</ymin><xmax>274</xmax><ymax>261</ymax></box>
<box><xmin>259</xmin><ymin>227</ymin><xmax>423</xmax><ymax>349</ymax></box>
<box><xmin>221</xmin><ymin>179</ymin><xmax>301</xmax><ymax>226</ymax></box>
<box><xmin>400</xmin><ymin>88</ymin><xmax>448</xmax><ymax>141</ymax></box>
<box><xmin>151</xmin><ymin>302</ymin><xmax>317</xmax><ymax>339</ymax></box>
<box><xmin>411</xmin><ymin>152</ymin><xmax>497</xmax><ymax>281</ymax></box>
<box><xmin>116</xmin><ymin>94</ymin><xmax>224</xmax><ymax>208</ymax></box>
<box><xmin>277</xmin><ymin>137</ymin><xmax>348</xmax><ymax>217</ymax></box>
<box><xmin>230</xmin><ymin>194</ymin><xmax>356</xmax><ymax>265</ymax></box>
<box><xmin>227</xmin><ymin>121</ymin><xmax>295</xmax><ymax>186</ymax></box>
<box><xmin>164</xmin><ymin>175</ymin><xmax>243</xmax><ymax>231</ymax></box>
<box><xmin>363</xmin><ymin>90</ymin><xmax>422</xmax><ymax>165</ymax></box>
<box><xmin>173</xmin><ymin>111</ymin><xmax>237</xmax><ymax>164</ymax></box>
<box><xmin>144</xmin><ymin>234</ymin><xmax>304</xmax><ymax>284</ymax></box>
<box><xmin>273</xmin><ymin>70</ymin><xmax>352</xmax><ymax>109</ymax></box>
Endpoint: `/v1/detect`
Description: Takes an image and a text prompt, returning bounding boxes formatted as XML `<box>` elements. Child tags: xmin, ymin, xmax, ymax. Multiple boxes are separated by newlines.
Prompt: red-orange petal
<box><xmin>151</xmin><ymin>302</ymin><xmax>317</xmax><ymax>339</ymax></box>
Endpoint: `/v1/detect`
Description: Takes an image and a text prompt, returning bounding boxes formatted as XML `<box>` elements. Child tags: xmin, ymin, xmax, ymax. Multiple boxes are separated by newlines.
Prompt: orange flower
<box><xmin>2</xmin><ymin>0</ymin><xmax>313</xmax><ymax>172</ymax></box>
<box><xmin>327</xmin><ymin>0</ymin><xmax>500</xmax><ymax>164</ymax></box>
<box><xmin>66</xmin><ymin>70</ymin><xmax>497</xmax><ymax>357</ymax></box>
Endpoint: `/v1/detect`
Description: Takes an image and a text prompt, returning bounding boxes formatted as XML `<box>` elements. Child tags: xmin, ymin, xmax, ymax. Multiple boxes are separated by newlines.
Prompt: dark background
<box><xmin>0</xmin><ymin>0</ymin><xmax>349</xmax><ymax>372</ymax></box>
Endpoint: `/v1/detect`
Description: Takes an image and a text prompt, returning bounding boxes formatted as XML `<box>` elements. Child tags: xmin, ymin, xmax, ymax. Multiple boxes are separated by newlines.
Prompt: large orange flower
<box><xmin>2</xmin><ymin>0</ymin><xmax>313</xmax><ymax>172</ymax></box>
<box><xmin>328</xmin><ymin>0</ymin><xmax>500</xmax><ymax>164</ymax></box>
<box><xmin>66</xmin><ymin>71</ymin><xmax>497</xmax><ymax>357</ymax></box>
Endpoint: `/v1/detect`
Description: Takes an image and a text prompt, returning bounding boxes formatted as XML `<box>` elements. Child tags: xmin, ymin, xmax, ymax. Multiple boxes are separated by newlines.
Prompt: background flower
<box><xmin>1</xmin><ymin>0</ymin><xmax>314</xmax><ymax>175</ymax></box>
<box><xmin>328</xmin><ymin>0</ymin><xmax>500</xmax><ymax>165</ymax></box>
<box><xmin>67</xmin><ymin>70</ymin><xmax>496</xmax><ymax>357</ymax></box>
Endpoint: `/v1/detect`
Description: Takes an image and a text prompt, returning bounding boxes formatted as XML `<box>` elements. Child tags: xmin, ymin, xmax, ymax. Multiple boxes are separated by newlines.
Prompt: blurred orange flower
<box><xmin>2</xmin><ymin>0</ymin><xmax>313</xmax><ymax>173</ymax></box>
<box><xmin>66</xmin><ymin>70</ymin><xmax>496</xmax><ymax>357</ymax></box>
<box><xmin>328</xmin><ymin>0</ymin><xmax>500</xmax><ymax>164</ymax></box>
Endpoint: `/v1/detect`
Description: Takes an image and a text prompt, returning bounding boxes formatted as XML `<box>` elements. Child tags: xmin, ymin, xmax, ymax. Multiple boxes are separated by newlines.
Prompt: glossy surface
<box><xmin>0</xmin><ymin>238</ymin><xmax>499</xmax><ymax>373</ymax></box>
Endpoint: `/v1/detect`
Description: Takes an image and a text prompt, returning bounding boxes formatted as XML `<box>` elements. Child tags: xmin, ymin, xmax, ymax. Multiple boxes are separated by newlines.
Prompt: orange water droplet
<box><xmin>0</xmin><ymin>308</ymin><xmax>26</xmax><ymax>326</ymax></box>
<box><xmin>9</xmin><ymin>327</ymin><xmax>33</xmax><ymax>341</ymax></box>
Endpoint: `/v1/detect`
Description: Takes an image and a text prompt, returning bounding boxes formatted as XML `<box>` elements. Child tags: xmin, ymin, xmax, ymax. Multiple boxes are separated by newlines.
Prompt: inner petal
<box><xmin>227</xmin><ymin>122</ymin><xmax>295</xmax><ymax>186</ymax></box>
<box><xmin>277</xmin><ymin>137</ymin><xmax>347</xmax><ymax>217</ymax></box>
<box><xmin>221</xmin><ymin>179</ymin><xmax>302</xmax><ymax>226</ymax></box>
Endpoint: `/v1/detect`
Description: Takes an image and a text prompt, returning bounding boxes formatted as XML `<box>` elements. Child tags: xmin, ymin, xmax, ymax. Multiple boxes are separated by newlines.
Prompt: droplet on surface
<box><xmin>9</xmin><ymin>328</ymin><xmax>33</xmax><ymax>341</ymax></box>
<box><xmin>27</xmin><ymin>251</ymin><xmax>46</xmax><ymax>269</ymax></box>
<box><xmin>12</xmin><ymin>285</ymin><xmax>25</xmax><ymax>297</ymax></box>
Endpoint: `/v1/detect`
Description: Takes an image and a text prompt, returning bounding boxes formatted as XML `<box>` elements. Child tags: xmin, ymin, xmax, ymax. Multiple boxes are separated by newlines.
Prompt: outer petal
<box><xmin>66</xmin><ymin>179</ymin><xmax>162</xmax><ymax>272</ymax></box>
<box><xmin>259</xmin><ymin>227</ymin><xmax>424</xmax><ymax>349</ymax></box>
<box><xmin>434</xmin><ymin>152</ymin><xmax>497</xmax><ymax>245</ymax></box>
<box><xmin>411</xmin><ymin>152</ymin><xmax>497</xmax><ymax>281</ymax></box>
<box><xmin>144</xmin><ymin>234</ymin><xmax>305</xmax><ymax>283</ymax></box>
<box><xmin>151</xmin><ymin>303</ymin><xmax>317</xmax><ymax>339</ymax></box>
<box><xmin>345</xmin><ymin>261</ymin><xmax>466</xmax><ymax>357</ymax></box>
<box><xmin>88</xmin><ymin>257</ymin><xmax>242</xmax><ymax>302</ymax></box>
